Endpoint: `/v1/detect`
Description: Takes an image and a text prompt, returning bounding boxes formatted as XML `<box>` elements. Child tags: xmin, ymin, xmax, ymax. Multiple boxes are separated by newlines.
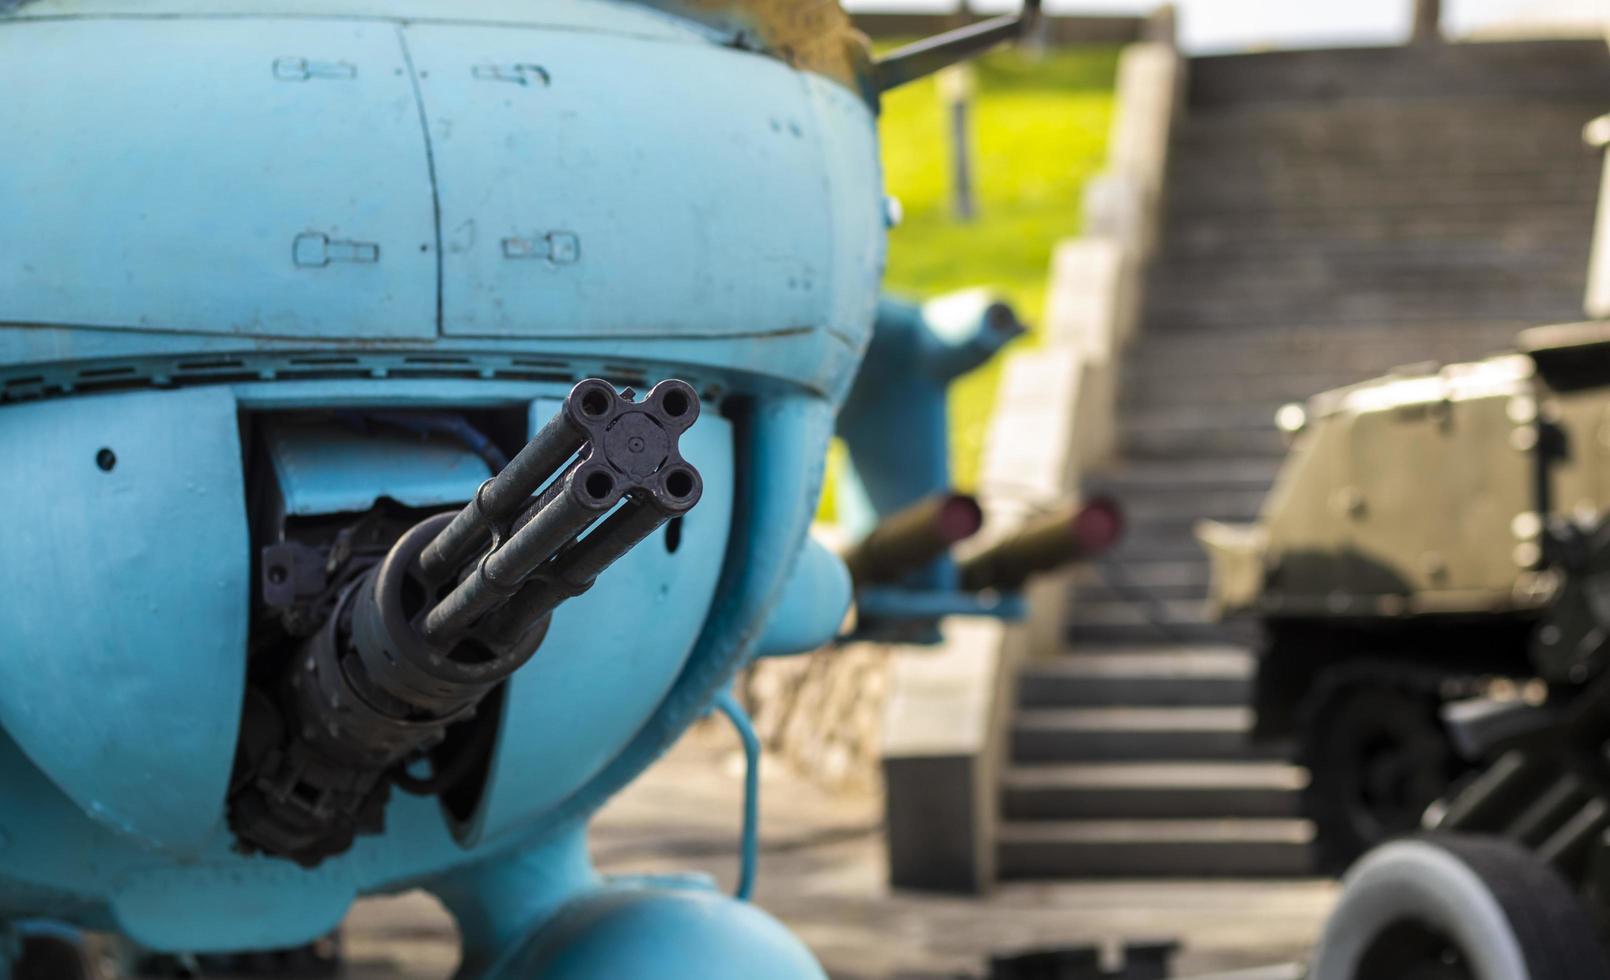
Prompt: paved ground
<box><xmin>330</xmin><ymin>727</ymin><xmax>1334</xmax><ymax>979</ymax></box>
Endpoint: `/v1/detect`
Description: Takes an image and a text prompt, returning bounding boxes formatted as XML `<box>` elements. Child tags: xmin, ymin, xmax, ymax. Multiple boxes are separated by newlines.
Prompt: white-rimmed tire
<box><xmin>1311</xmin><ymin>834</ymin><xmax>1609</xmax><ymax>980</ymax></box>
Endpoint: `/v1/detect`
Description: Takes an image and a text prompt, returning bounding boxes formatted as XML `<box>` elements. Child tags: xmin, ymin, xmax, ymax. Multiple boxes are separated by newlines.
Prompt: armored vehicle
<box><xmin>0</xmin><ymin>0</ymin><xmax>1042</xmax><ymax>976</ymax></box>
<box><xmin>1234</xmin><ymin>325</ymin><xmax>1610</xmax><ymax>975</ymax></box>
<box><xmin>1201</xmin><ymin>323</ymin><xmax>1610</xmax><ymax>871</ymax></box>
<box><xmin>1207</xmin><ymin>324</ymin><xmax>1610</xmax><ymax>977</ymax></box>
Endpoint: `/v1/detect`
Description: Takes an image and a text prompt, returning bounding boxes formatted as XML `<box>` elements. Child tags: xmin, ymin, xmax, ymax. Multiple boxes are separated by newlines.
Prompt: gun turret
<box><xmin>958</xmin><ymin>496</ymin><xmax>1123</xmax><ymax>592</ymax></box>
<box><xmin>229</xmin><ymin>379</ymin><xmax>701</xmax><ymax>866</ymax></box>
<box><xmin>843</xmin><ymin>492</ymin><xmax>984</xmax><ymax>587</ymax></box>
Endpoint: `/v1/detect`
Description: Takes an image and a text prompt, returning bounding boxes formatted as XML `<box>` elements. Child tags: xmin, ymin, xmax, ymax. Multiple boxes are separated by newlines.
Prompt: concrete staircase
<box><xmin>999</xmin><ymin>39</ymin><xmax>1610</xmax><ymax>879</ymax></box>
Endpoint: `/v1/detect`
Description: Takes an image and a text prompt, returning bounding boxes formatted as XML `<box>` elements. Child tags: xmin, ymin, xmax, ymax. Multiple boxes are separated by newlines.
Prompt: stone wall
<box><xmin>741</xmin><ymin>642</ymin><xmax>891</xmax><ymax>792</ymax></box>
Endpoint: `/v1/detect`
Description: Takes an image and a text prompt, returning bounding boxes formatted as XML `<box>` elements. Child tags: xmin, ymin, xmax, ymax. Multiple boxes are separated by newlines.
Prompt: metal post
<box><xmin>1412</xmin><ymin>0</ymin><xmax>1442</xmax><ymax>44</ymax></box>
<box><xmin>941</xmin><ymin>65</ymin><xmax>977</xmax><ymax>223</ymax></box>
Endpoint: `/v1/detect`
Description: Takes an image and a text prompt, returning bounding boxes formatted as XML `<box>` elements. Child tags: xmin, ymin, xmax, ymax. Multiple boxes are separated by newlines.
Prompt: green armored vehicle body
<box><xmin>1201</xmin><ymin>321</ymin><xmax>1610</xmax><ymax>869</ymax></box>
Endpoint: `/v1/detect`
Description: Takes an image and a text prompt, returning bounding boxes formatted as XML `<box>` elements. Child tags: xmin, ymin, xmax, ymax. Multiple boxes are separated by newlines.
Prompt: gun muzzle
<box><xmin>844</xmin><ymin>492</ymin><xmax>984</xmax><ymax>586</ymax></box>
<box><xmin>958</xmin><ymin>496</ymin><xmax>1123</xmax><ymax>592</ymax></box>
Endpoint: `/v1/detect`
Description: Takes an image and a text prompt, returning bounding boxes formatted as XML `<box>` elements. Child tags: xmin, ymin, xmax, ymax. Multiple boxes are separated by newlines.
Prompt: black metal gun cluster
<box><xmin>229</xmin><ymin>379</ymin><xmax>702</xmax><ymax>866</ymax></box>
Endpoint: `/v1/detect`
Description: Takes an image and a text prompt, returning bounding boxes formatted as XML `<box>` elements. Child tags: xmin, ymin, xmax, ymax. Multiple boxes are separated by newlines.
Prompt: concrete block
<box><xmin>880</xmin><ymin>617</ymin><xmax>1013</xmax><ymax>893</ymax></box>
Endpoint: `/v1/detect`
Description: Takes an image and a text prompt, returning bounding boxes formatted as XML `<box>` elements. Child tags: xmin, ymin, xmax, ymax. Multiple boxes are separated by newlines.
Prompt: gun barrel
<box><xmin>421</xmin><ymin>379</ymin><xmax>700</xmax><ymax>641</ymax></box>
<box><xmin>844</xmin><ymin>492</ymin><xmax>984</xmax><ymax>586</ymax></box>
<box><xmin>414</xmin><ymin>379</ymin><xmax>611</xmax><ymax>581</ymax></box>
<box><xmin>959</xmin><ymin>495</ymin><xmax>1123</xmax><ymax>592</ymax></box>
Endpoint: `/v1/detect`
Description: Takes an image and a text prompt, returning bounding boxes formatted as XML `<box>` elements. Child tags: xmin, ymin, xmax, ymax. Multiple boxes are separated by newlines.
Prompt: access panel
<box><xmin>406</xmin><ymin>24</ymin><xmax>838</xmax><ymax>340</ymax></box>
<box><xmin>0</xmin><ymin>18</ymin><xmax>437</xmax><ymax>339</ymax></box>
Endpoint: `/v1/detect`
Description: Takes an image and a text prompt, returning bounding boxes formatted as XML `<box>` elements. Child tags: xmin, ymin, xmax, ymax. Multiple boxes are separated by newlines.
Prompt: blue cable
<box><xmin>712</xmin><ymin>688</ymin><xmax>760</xmax><ymax>902</ymax></box>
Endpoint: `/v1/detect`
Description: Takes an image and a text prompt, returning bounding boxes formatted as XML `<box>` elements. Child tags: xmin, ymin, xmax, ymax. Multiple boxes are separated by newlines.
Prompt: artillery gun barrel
<box><xmin>958</xmin><ymin>496</ymin><xmax>1123</xmax><ymax>592</ymax></box>
<box><xmin>844</xmin><ymin>492</ymin><xmax>984</xmax><ymax>586</ymax></box>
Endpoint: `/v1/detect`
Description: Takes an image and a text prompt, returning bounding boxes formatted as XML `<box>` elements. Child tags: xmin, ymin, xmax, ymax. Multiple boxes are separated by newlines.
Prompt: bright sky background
<box><xmin>844</xmin><ymin>0</ymin><xmax>1607</xmax><ymax>53</ymax></box>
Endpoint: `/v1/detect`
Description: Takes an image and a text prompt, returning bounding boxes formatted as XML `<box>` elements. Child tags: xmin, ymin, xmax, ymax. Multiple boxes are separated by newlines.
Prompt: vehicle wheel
<box><xmin>1311</xmin><ymin>833</ymin><xmax>1610</xmax><ymax>980</ymax></box>
<box><xmin>1302</xmin><ymin>678</ymin><xmax>1458</xmax><ymax>872</ymax></box>
<box><xmin>14</xmin><ymin>933</ymin><xmax>95</xmax><ymax>980</ymax></box>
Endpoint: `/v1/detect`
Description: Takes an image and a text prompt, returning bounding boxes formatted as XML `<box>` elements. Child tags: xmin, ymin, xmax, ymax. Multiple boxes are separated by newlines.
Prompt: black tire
<box><xmin>1301</xmin><ymin>676</ymin><xmax>1459</xmax><ymax>872</ymax></box>
<box><xmin>1312</xmin><ymin>833</ymin><xmax>1610</xmax><ymax>980</ymax></box>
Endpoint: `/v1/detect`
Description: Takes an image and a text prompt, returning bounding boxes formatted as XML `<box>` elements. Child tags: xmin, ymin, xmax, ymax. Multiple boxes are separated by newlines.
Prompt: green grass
<box><xmin>882</xmin><ymin>45</ymin><xmax>1120</xmax><ymax>491</ymax></box>
<box><xmin>824</xmin><ymin>46</ymin><xmax>1119</xmax><ymax>519</ymax></box>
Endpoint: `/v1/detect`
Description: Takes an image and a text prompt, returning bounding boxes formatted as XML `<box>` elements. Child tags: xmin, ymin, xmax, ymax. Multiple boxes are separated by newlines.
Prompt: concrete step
<box><xmin>1184</xmin><ymin>42</ymin><xmax>1610</xmax><ymax>106</ymax></box>
<box><xmin>1066</xmin><ymin>616</ymin><xmax>1259</xmax><ymax>651</ymax></box>
<box><xmin>1071</xmin><ymin>559</ymin><xmax>1212</xmax><ymax>599</ymax></box>
<box><xmin>1094</xmin><ymin>457</ymin><xmax>1283</xmax><ymax>493</ymax></box>
<box><xmin>1105</xmin><ymin>489</ymin><xmax>1264</xmax><ymax>523</ymax></box>
<box><xmin>1095</xmin><ymin>482</ymin><xmax>1268</xmax><ymax>512</ymax></box>
<box><xmin>1161</xmin><ymin>219</ymin><xmax>1593</xmax><ymax>253</ymax></box>
<box><xmin>1139</xmin><ymin>293</ymin><xmax>1586</xmax><ymax>333</ymax></box>
<box><xmin>1169</xmin><ymin>163</ymin><xmax>1600</xmax><ymax>194</ymax></box>
<box><xmin>997</xmin><ymin>818</ymin><xmax>1317</xmax><ymax>877</ymax></box>
<box><xmin>1138</xmin><ymin>308</ymin><xmax>1581</xmax><ymax>336</ymax></box>
<box><xmin>1119</xmin><ymin>404</ymin><xmax>1278</xmax><ymax>434</ymax></box>
<box><xmin>1167</xmin><ymin>205</ymin><xmax>1595</xmax><ymax>228</ymax></box>
<box><xmin>1119</xmin><ymin>324</ymin><xmax>1523</xmax><ymax>377</ymax></box>
<box><xmin>1174</xmin><ymin>129</ymin><xmax>1600</xmax><ymax>168</ymax></box>
<box><xmin>1175</xmin><ymin>150</ymin><xmax>1599</xmax><ymax>183</ymax></box>
<box><xmin>1117</xmin><ymin>419</ymin><xmax>1282</xmax><ymax>460</ymax></box>
<box><xmin>1147</xmin><ymin>253</ymin><xmax>1589</xmax><ymax>291</ymax></box>
<box><xmin>1159</xmin><ymin>220</ymin><xmax>1594</xmax><ymax>254</ymax></box>
<box><xmin>1116</xmin><ymin>372</ymin><xmax>1403</xmax><ymax>409</ymax></box>
<box><xmin>1124</xmin><ymin>319</ymin><xmax>1522</xmax><ymax>349</ymax></box>
<box><xmin>1165</xmin><ymin>187</ymin><xmax>1597</xmax><ymax>221</ymax></box>
<box><xmin>1160</xmin><ymin>261</ymin><xmax>1586</xmax><ymax>296</ymax></box>
<box><xmin>1017</xmin><ymin>648</ymin><xmax>1252</xmax><ymax>708</ymax></box>
<box><xmin>1177</xmin><ymin>104</ymin><xmax>1604</xmax><ymax>145</ymax></box>
<box><xmin>1002</xmin><ymin>762</ymin><xmax>1307</xmax><ymax>820</ymax></box>
<box><xmin>1073</xmin><ymin>573</ymin><xmax>1212</xmax><ymax>609</ymax></box>
<box><xmin>1011</xmin><ymin>707</ymin><xmax>1285</xmax><ymax>762</ymax></box>
<box><xmin>1142</xmin><ymin>278</ymin><xmax>1585</xmax><ymax>308</ymax></box>
<box><xmin>1103</xmin><ymin>531</ymin><xmax>1219</xmax><ymax>558</ymax></box>
<box><xmin>1073</xmin><ymin>575</ymin><xmax>1208</xmax><ymax>606</ymax></box>
<box><xmin>1063</xmin><ymin>596</ymin><xmax>1215</xmax><ymax>630</ymax></box>
<box><xmin>1079</xmin><ymin>543</ymin><xmax>1215</xmax><ymax>574</ymax></box>
<box><xmin>1120</xmin><ymin>423</ymin><xmax>1286</xmax><ymax>460</ymax></box>
<box><xmin>1170</xmin><ymin>152</ymin><xmax>1598</xmax><ymax>189</ymax></box>
<box><xmin>1178</xmin><ymin>98</ymin><xmax>1604</xmax><ymax>137</ymax></box>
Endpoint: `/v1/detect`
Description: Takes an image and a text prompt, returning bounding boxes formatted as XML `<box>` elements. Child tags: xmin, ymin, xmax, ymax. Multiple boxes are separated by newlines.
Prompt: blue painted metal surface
<box><xmin>837</xmin><ymin>291</ymin><xmax>1024</xmax><ymax>540</ymax></box>
<box><xmin>712</xmin><ymin>689</ymin><xmax>761</xmax><ymax>901</ymax></box>
<box><xmin>853</xmin><ymin>586</ymin><xmax>1028</xmax><ymax>624</ymax></box>
<box><xmin>0</xmin><ymin>387</ymin><xmax>249</xmax><ymax>856</ymax></box>
<box><xmin>411</xmin><ymin>25</ymin><xmax>842</xmax><ymax>341</ymax></box>
<box><xmin>263</xmin><ymin>418</ymin><xmax>492</xmax><ymax>515</ymax></box>
<box><xmin>0</xmin><ymin>17</ymin><xmax>439</xmax><ymax>339</ymax></box>
<box><xmin>485</xmin><ymin>884</ymin><xmax>826</xmax><ymax>980</ymax></box>
<box><xmin>753</xmin><ymin>535</ymin><xmax>854</xmax><ymax>658</ymax></box>
<box><xmin>0</xmin><ymin>0</ymin><xmax>897</xmax><ymax>974</ymax></box>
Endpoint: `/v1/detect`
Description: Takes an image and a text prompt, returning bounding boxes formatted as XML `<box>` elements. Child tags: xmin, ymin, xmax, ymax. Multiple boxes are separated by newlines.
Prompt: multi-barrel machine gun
<box><xmin>233</xmin><ymin>380</ymin><xmax>701</xmax><ymax>866</ymax></box>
